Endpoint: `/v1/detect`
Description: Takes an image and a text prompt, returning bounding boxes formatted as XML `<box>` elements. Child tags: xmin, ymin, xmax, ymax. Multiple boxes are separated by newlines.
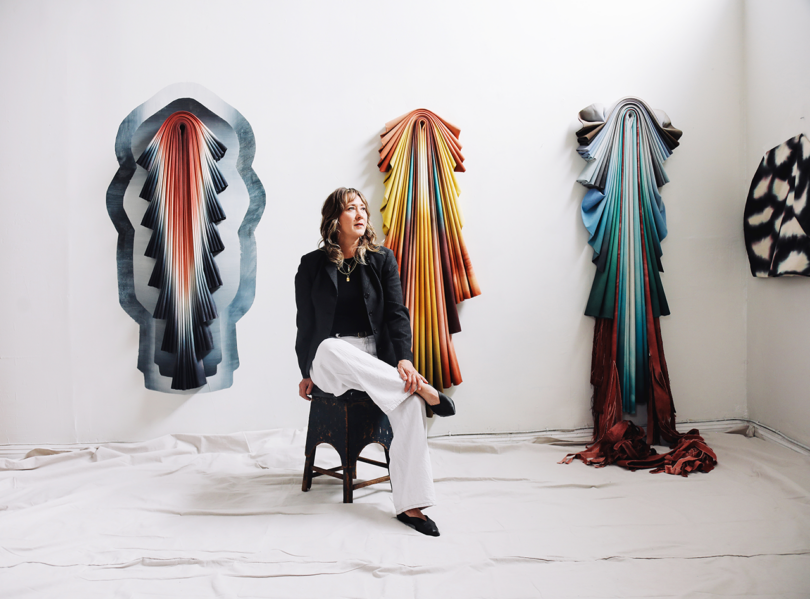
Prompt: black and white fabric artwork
<box><xmin>744</xmin><ymin>133</ymin><xmax>810</xmax><ymax>277</ymax></box>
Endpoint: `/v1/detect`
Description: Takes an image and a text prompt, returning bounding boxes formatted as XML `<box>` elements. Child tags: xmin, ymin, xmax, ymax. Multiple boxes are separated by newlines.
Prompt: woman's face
<box><xmin>338</xmin><ymin>195</ymin><xmax>368</xmax><ymax>243</ymax></box>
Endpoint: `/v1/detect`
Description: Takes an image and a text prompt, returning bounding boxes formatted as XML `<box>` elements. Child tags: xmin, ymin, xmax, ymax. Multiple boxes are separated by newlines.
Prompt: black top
<box><xmin>294</xmin><ymin>247</ymin><xmax>414</xmax><ymax>378</ymax></box>
<box><xmin>329</xmin><ymin>258</ymin><xmax>372</xmax><ymax>337</ymax></box>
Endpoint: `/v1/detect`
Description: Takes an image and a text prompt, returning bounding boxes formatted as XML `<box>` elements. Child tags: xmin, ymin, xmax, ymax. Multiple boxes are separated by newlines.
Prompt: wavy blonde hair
<box><xmin>319</xmin><ymin>187</ymin><xmax>380</xmax><ymax>265</ymax></box>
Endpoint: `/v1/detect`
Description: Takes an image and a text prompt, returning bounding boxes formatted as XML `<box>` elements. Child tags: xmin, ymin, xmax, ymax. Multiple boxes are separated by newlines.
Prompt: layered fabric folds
<box><xmin>563</xmin><ymin>98</ymin><xmax>716</xmax><ymax>475</ymax></box>
<box><xmin>578</xmin><ymin>99</ymin><xmax>679</xmax><ymax>414</ymax></box>
<box><xmin>137</xmin><ymin>111</ymin><xmax>228</xmax><ymax>390</ymax></box>
<box><xmin>378</xmin><ymin>109</ymin><xmax>480</xmax><ymax>391</ymax></box>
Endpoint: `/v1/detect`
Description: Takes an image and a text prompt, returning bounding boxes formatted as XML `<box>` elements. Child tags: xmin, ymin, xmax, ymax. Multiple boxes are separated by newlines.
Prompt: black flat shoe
<box><xmin>427</xmin><ymin>392</ymin><xmax>455</xmax><ymax>417</ymax></box>
<box><xmin>397</xmin><ymin>513</ymin><xmax>440</xmax><ymax>536</ymax></box>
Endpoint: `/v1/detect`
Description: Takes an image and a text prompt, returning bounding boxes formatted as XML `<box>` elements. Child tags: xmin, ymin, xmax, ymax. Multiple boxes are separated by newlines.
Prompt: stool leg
<box><xmin>343</xmin><ymin>464</ymin><xmax>354</xmax><ymax>503</ymax></box>
<box><xmin>302</xmin><ymin>449</ymin><xmax>315</xmax><ymax>492</ymax></box>
<box><xmin>384</xmin><ymin>448</ymin><xmax>393</xmax><ymax>491</ymax></box>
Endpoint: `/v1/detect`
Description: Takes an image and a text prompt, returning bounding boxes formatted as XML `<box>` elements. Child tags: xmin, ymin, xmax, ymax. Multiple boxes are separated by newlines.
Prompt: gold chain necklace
<box><xmin>336</xmin><ymin>258</ymin><xmax>358</xmax><ymax>282</ymax></box>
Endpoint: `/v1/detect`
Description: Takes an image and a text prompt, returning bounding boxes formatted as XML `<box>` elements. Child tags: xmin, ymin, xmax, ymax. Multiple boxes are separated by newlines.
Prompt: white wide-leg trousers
<box><xmin>309</xmin><ymin>336</ymin><xmax>436</xmax><ymax>514</ymax></box>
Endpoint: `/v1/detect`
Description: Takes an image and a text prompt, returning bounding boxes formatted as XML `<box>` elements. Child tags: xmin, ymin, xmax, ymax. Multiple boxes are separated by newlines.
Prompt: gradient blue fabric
<box><xmin>575</xmin><ymin>98</ymin><xmax>682</xmax><ymax>414</ymax></box>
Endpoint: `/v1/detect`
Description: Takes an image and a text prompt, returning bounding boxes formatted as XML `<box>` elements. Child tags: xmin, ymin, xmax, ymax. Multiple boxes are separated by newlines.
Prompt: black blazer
<box><xmin>295</xmin><ymin>246</ymin><xmax>414</xmax><ymax>379</ymax></box>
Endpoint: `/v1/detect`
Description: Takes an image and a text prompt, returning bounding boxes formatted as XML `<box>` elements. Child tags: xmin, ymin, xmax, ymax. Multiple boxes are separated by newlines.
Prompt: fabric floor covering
<box><xmin>0</xmin><ymin>429</ymin><xmax>808</xmax><ymax>598</ymax></box>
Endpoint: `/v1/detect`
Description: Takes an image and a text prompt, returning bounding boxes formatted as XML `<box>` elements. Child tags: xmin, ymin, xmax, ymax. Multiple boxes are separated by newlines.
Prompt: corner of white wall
<box><xmin>743</xmin><ymin>0</ymin><xmax>810</xmax><ymax>447</ymax></box>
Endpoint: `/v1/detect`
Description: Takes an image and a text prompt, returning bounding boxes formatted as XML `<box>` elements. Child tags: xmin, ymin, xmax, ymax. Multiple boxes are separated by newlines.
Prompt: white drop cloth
<box><xmin>0</xmin><ymin>430</ymin><xmax>808</xmax><ymax>598</ymax></box>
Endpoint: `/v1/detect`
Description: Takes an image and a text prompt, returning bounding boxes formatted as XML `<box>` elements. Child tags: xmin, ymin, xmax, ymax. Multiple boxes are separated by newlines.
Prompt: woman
<box><xmin>295</xmin><ymin>187</ymin><xmax>455</xmax><ymax>536</ymax></box>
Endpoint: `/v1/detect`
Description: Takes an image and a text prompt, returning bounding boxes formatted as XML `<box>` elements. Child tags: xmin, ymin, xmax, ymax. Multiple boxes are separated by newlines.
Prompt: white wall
<box><xmin>745</xmin><ymin>0</ymin><xmax>810</xmax><ymax>448</ymax></box>
<box><xmin>0</xmin><ymin>0</ymin><xmax>748</xmax><ymax>444</ymax></box>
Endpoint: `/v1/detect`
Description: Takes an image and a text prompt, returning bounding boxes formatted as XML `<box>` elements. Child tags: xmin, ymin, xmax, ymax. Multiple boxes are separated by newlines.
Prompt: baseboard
<box><xmin>745</xmin><ymin>420</ymin><xmax>810</xmax><ymax>456</ymax></box>
<box><xmin>0</xmin><ymin>442</ymin><xmax>93</xmax><ymax>460</ymax></box>
<box><xmin>0</xmin><ymin>419</ymin><xmax>807</xmax><ymax>460</ymax></box>
<box><xmin>428</xmin><ymin>418</ymin><xmax>810</xmax><ymax>456</ymax></box>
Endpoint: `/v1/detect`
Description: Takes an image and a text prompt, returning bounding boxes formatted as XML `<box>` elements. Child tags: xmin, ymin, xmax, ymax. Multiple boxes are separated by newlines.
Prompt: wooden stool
<box><xmin>301</xmin><ymin>388</ymin><xmax>393</xmax><ymax>503</ymax></box>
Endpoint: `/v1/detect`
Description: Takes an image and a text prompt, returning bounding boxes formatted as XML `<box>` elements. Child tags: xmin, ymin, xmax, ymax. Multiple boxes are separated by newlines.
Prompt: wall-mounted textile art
<box><xmin>378</xmin><ymin>109</ymin><xmax>480</xmax><ymax>391</ymax></box>
<box><xmin>562</xmin><ymin>98</ymin><xmax>716</xmax><ymax>475</ymax></box>
<box><xmin>107</xmin><ymin>84</ymin><xmax>265</xmax><ymax>393</ymax></box>
<box><xmin>744</xmin><ymin>134</ymin><xmax>810</xmax><ymax>277</ymax></box>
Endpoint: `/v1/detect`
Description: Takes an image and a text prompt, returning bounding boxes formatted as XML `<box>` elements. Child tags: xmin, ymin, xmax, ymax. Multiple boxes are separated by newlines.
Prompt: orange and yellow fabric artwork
<box><xmin>378</xmin><ymin>109</ymin><xmax>480</xmax><ymax>391</ymax></box>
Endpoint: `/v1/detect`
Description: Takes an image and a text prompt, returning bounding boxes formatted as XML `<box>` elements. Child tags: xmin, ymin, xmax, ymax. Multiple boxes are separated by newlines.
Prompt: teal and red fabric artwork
<box><xmin>562</xmin><ymin>98</ymin><xmax>716</xmax><ymax>475</ymax></box>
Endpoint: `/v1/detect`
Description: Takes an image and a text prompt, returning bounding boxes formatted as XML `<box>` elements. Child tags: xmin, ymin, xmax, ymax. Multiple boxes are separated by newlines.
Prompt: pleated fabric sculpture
<box><xmin>108</xmin><ymin>84</ymin><xmax>265</xmax><ymax>393</ymax></box>
<box><xmin>136</xmin><ymin>111</ymin><xmax>227</xmax><ymax>390</ymax></box>
<box><xmin>378</xmin><ymin>109</ymin><xmax>480</xmax><ymax>391</ymax></box>
<box><xmin>562</xmin><ymin>98</ymin><xmax>716</xmax><ymax>475</ymax></box>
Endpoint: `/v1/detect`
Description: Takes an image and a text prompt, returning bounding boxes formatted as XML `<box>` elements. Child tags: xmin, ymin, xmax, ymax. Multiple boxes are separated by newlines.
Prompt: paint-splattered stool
<box><xmin>301</xmin><ymin>388</ymin><xmax>393</xmax><ymax>503</ymax></box>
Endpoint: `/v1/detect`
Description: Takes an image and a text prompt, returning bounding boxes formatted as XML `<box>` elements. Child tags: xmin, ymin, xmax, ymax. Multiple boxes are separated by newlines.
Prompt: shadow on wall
<box><xmin>359</xmin><ymin>131</ymin><xmax>387</xmax><ymax>235</ymax></box>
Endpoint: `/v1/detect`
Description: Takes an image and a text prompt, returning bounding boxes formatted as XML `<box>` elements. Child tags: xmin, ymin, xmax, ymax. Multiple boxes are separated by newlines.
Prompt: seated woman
<box><xmin>295</xmin><ymin>187</ymin><xmax>455</xmax><ymax>536</ymax></box>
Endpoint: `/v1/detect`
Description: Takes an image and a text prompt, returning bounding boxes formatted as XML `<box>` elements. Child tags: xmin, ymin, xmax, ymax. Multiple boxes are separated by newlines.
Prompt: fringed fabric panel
<box><xmin>136</xmin><ymin>111</ymin><xmax>227</xmax><ymax>390</ymax></box>
<box><xmin>378</xmin><ymin>109</ymin><xmax>480</xmax><ymax>391</ymax></box>
<box><xmin>562</xmin><ymin>98</ymin><xmax>716</xmax><ymax>476</ymax></box>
